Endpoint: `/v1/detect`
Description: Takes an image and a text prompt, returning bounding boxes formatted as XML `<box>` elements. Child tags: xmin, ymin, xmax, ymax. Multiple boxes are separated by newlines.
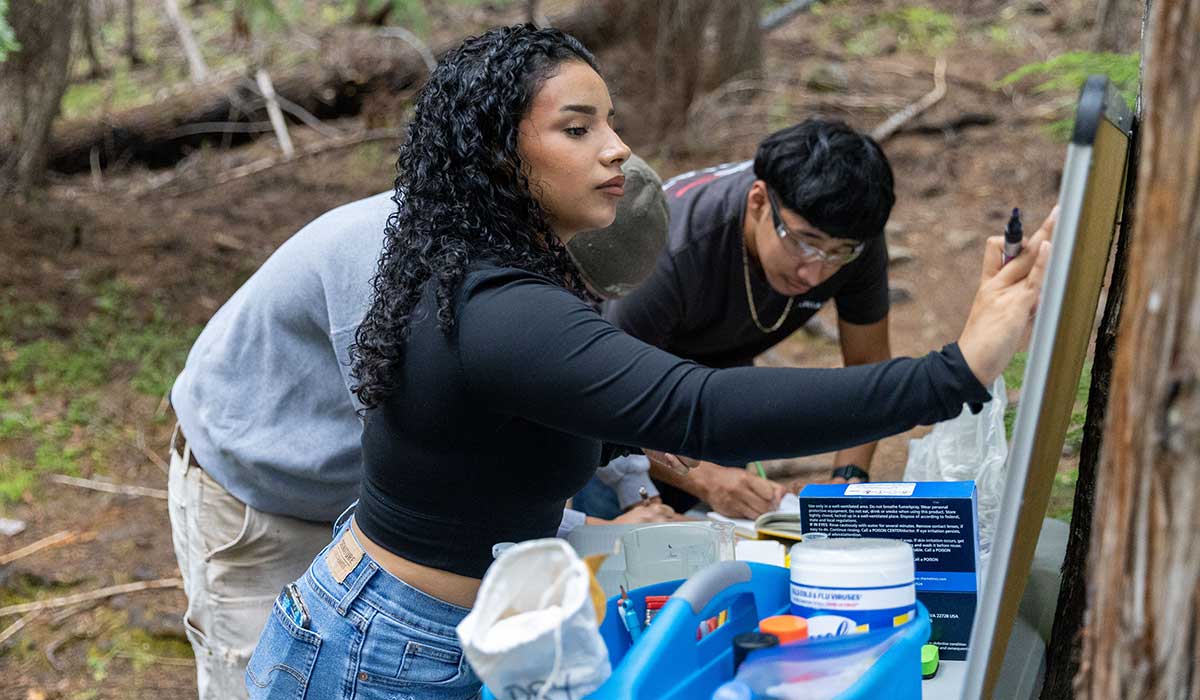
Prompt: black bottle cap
<box><xmin>732</xmin><ymin>632</ymin><xmax>780</xmax><ymax>672</ymax></box>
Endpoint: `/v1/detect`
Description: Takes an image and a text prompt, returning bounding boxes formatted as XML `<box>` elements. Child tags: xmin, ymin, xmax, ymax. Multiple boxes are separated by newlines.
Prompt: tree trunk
<box><xmin>352</xmin><ymin>0</ymin><xmax>391</xmax><ymax>26</ymax></box>
<box><xmin>124</xmin><ymin>0</ymin><xmax>144</xmax><ymax>66</ymax></box>
<box><xmin>79</xmin><ymin>0</ymin><xmax>107</xmax><ymax>79</ymax></box>
<box><xmin>0</xmin><ymin>0</ymin><xmax>81</xmax><ymax>195</ymax></box>
<box><xmin>1043</xmin><ymin>9</ymin><xmax>1150</xmax><ymax>698</ymax></box>
<box><xmin>353</xmin><ymin>0</ymin><xmax>372</xmax><ymax>23</ymax></box>
<box><xmin>231</xmin><ymin>4</ymin><xmax>251</xmax><ymax>45</ymax></box>
<box><xmin>1041</xmin><ymin>120</ymin><xmax>1140</xmax><ymax>700</ymax></box>
<box><xmin>1093</xmin><ymin>0</ymin><xmax>1134</xmax><ymax>52</ymax></box>
<box><xmin>552</xmin><ymin>0</ymin><xmax>637</xmax><ymax>52</ymax></box>
<box><xmin>39</xmin><ymin>29</ymin><xmax>414</xmax><ymax>172</ymax></box>
<box><xmin>1076</xmin><ymin>0</ymin><xmax>1200</xmax><ymax>697</ymax></box>
<box><xmin>650</xmin><ymin>0</ymin><xmax>715</xmax><ymax>147</ymax></box>
<box><xmin>19</xmin><ymin>1</ymin><xmax>637</xmax><ymax>174</ymax></box>
<box><xmin>162</xmin><ymin>0</ymin><xmax>208</xmax><ymax>82</ymax></box>
<box><xmin>711</xmin><ymin>0</ymin><xmax>763</xmax><ymax>87</ymax></box>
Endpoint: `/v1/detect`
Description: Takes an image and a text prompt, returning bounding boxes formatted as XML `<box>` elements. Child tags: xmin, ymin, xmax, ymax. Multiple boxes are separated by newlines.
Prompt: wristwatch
<box><xmin>830</xmin><ymin>464</ymin><xmax>870</xmax><ymax>482</ymax></box>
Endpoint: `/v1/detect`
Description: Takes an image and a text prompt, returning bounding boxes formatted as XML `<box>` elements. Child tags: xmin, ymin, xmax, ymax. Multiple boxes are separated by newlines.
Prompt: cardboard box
<box><xmin>798</xmin><ymin>481</ymin><xmax>979</xmax><ymax>660</ymax></box>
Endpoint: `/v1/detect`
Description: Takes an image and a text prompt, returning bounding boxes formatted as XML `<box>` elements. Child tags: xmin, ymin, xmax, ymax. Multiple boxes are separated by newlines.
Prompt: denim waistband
<box><xmin>305</xmin><ymin>517</ymin><xmax>471</xmax><ymax>640</ymax></box>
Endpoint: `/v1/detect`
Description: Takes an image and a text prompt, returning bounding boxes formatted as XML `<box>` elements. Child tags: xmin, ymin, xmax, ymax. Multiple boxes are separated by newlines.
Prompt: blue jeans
<box><xmin>570</xmin><ymin>475</ymin><xmax>623</xmax><ymax>521</ymax></box>
<box><xmin>245</xmin><ymin>517</ymin><xmax>480</xmax><ymax>699</ymax></box>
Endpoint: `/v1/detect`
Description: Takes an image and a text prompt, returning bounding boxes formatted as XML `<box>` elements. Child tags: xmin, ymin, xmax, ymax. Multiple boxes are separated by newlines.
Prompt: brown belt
<box><xmin>175</xmin><ymin>427</ymin><xmax>203</xmax><ymax>468</ymax></box>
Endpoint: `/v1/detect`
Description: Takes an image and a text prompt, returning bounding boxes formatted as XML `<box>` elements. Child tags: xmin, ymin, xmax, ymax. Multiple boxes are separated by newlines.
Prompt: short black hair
<box><xmin>752</xmin><ymin>119</ymin><xmax>895</xmax><ymax>241</ymax></box>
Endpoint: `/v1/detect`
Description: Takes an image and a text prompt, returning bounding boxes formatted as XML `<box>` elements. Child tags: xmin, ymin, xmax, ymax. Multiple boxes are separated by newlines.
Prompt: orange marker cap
<box><xmin>759</xmin><ymin>615</ymin><xmax>808</xmax><ymax>644</ymax></box>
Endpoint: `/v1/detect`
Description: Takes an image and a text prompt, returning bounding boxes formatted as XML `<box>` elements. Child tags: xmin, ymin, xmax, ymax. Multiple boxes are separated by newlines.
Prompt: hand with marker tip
<box><xmin>958</xmin><ymin>205</ymin><xmax>1057</xmax><ymax>386</ymax></box>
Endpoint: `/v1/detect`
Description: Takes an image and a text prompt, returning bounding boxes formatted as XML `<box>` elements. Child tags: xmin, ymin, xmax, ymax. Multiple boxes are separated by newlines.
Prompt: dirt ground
<box><xmin>0</xmin><ymin>1</ymin><xmax>1131</xmax><ymax>697</ymax></box>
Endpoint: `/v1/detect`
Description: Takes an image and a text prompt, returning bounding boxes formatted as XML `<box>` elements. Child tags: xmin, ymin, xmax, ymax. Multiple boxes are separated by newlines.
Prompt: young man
<box><xmin>166</xmin><ymin>156</ymin><xmax>672</xmax><ymax>700</ymax></box>
<box><xmin>578</xmin><ymin>119</ymin><xmax>895</xmax><ymax>520</ymax></box>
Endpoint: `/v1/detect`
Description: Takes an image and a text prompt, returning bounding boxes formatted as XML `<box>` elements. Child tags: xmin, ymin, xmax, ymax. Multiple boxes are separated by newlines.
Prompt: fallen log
<box><xmin>44</xmin><ymin>27</ymin><xmax>426</xmax><ymax>174</ymax></box>
<box><xmin>40</xmin><ymin>6</ymin><xmax>630</xmax><ymax>176</ymax></box>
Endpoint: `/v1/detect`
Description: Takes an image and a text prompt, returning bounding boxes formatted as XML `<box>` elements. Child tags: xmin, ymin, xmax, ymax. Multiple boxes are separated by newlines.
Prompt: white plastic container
<box><xmin>789</xmin><ymin>538</ymin><xmax>916</xmax><ymax>638</ymax></box>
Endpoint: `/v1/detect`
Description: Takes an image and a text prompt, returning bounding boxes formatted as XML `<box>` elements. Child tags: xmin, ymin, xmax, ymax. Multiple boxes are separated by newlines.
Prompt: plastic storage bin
<box><xmin>481</xmin><ymin>561</ymin><xmax>928</xmax><ymax>700</ymax></box>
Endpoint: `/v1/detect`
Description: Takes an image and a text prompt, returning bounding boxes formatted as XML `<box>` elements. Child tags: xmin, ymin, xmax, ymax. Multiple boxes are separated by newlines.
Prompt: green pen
<box><xmin>752</xmin><ymin>461</ymin><xmax>767</xmax><ymax>479</ymax></box>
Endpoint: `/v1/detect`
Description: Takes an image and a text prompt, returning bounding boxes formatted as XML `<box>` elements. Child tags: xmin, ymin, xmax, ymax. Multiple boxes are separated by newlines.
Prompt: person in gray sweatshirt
<box><xmin>166</xmin><ymin>155</ymin><xmax>671</xmax><ymax>700</ymax></box>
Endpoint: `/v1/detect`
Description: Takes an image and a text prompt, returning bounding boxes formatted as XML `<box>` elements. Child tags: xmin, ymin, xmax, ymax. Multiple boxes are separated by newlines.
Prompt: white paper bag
<box><xmin>457</xmin><ymin>539</ymin><xmax>611</xmax><ymax>700</ymax></box>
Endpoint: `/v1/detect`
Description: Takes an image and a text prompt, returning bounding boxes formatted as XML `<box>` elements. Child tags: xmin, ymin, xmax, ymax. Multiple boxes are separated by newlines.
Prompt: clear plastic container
<box><xmin>712</xmin><ymin>624</ymin><xmax>905</xmax><ymax>700</ymax></box>
<box><xmin>620</xmin><ymin>522</ymin><xmax>734</xmax><ymax>590</ymax></box>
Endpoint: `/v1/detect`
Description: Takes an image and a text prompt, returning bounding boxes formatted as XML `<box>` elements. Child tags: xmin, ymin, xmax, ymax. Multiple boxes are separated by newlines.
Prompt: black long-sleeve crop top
<box><xmin>356</xmin><ymin>263</ymin><xmax>990</xmax><ymax>578</ymax></box>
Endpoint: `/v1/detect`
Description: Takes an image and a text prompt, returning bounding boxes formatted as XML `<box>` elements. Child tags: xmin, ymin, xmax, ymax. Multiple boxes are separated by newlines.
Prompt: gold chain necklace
<box><xmin>741</xmin><ymin>238</ymin><xmax>793</xmax><ymax>333</ymax></box>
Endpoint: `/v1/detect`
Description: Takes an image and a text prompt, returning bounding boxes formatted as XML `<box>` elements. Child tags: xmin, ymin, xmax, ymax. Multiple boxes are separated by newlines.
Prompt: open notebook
<box><xmin>707</xmin><ymin>492</ymin><xmax>801</xmax><ymax>539</ymax></box>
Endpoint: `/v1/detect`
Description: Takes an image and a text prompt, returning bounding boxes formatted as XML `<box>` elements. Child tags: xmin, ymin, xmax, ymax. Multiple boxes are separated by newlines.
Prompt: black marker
<box><xmin>1001</xmin><ymin>208</ymin><xmax>1023</xmax><ymax>266</ymax></box>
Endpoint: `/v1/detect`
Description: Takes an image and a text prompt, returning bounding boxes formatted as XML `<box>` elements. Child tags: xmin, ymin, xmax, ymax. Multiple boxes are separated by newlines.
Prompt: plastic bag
<box><xmin>457</xmin><ymin>539</ymin><xmax>611</xmax><ymax>700</ymax></box>
<box><xmin>903</xmin><ymin>375</ymin><xmax>1008</xmax><ymax>554</ymax></box>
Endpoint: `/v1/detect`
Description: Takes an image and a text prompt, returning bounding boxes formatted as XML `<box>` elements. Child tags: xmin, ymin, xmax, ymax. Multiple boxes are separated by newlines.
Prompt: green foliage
<box><xmin>1047</xmin><ymin>467</ymin><xmax>1078</xmax><ymax>522</ymax></box>
<box><xmin>812</xmin><ymin>3</ymin><xmax>957</xmax><ymax>58</ymax></box>
<box><xmin>0</xmin><ymin>0</ymin><xmax>18</xmax><ymax>61</ymax></box>
<box><xmin>1</xmin><ymin>281</ymin><xmax>199</xmax><ymax>397</ymax></box>
<box><xmin>85</xmin><ymin>610</ymin><xmax>194</xmax><ymax>681</ymax></box>
<box><xmin>1002</xmin><ymin>351</ymin><xmax>1027</xmax><ymax>439</ymax></box>
<box><xmin>845</xmin><ymin>25</ymin><xmax>890</xmax><ymax>58</ymax></box>
<box><xmin>1000</xmin><ymin>52</ymin><xmax>1140</xmax><ymax>140</ymax></box>
<box><xmin>62</xmin><ymin>65</ymin><xmax>163</xmax><ymax>119</ymax></box>
<box><xmin>387</xmin><ymin>0</ymin><xmax>430</xmax><ymax>35</ymax></box>
<box><xmin>230</xmin><ymin>0</ymin><xmax>291</xmax><ymax>33</ymax></box>
<box><xmin>880</xmin><ymin>7</ymin><xmax>957</xmax><ymax>54</ymax></box>
<box><xmin>0</xmin><ymin>458</ymin><xmax>35</xmax><ymax>503</ymax></box>
<box><xmin>1000</xmin><ymin>352</ymin><xmax>1092</xmax><ymax>521</ymax></box>
<box><xmin>0</xmin><ymin>283</ymin><xmax>200</xmax><ymax>504</ymax></box>
<box><xmin>1002</xmin><ymin>351</ymin><xmax>1090</xmax><ymax>453</ymax></box>
<box><xmin>986</xmin><ymin>24</ymin><xmax>1017</xmax><ymax>51</ymax></box>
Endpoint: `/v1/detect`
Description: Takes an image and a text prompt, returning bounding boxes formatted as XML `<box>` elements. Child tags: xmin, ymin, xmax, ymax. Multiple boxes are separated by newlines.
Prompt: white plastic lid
<box><xmin>789</xmin><ymin>538</ymin><xmax>914</xmax><ymax>588</ymax></box>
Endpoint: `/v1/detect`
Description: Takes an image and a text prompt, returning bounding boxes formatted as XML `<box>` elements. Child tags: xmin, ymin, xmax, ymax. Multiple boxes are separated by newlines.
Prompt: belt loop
<box><xmin>337</xmin><ymin>561</ymin><xmax>378</xmax><ymax>616</ymax></box>
<box><xmin>181</xmin><ymin>439</ymin><xmax>193</xmax><ymax>475</ymax></box>
<box><xmin>169</xmin><ymin>423</ymin><xmax>180</xmax><ymax>458</ymax></box>
<box><xmin>332</xmin><ymin>500</ymin><xmax>359</xmax><ymax>537</ymax></box>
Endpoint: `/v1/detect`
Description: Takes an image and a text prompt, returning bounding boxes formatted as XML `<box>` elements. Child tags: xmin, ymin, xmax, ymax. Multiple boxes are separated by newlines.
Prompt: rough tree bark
<box><xmin>553</xmin><ymin>0</ymin><xmax>638</xmax><ymax>54</ymax></box>
<box><xmin>711</xmin><ymin>0</ymin><xmax>763</xmax><ymax>88</ymax></box>
<box><xmin>1076</xmin><ymin>0</ymin><xmax>1200</xmax><ymax>697</ymax></box>
<box><xmin>1042</xmin><ymin>7</ymin><xmax>1150</xmax><ymax>697</ymax></box>
<box><xmin>649</xmin><ymin>0</ymin><xmax>715</xmax><ymax>147</ymax></box>
<box><xmin>0</xmin><ymin>0</ymin><xmax>81</xmax><ymax>195</ymax></box>
<box><xmin>1040</xmin><ymin>122</ymin><xmax>1140</xmax><ymax>700</ymax></box>
<box><xmin>1093</xmin><ymin>0</ymin><xmax>1134</xmax><ymax>52</ymax></box>
<box><xmin>124</xmin><ymin>0</ymin><xmax>144</xmax><ymax>66</ymax></box>
<box><xmin>79</xmin><ymin>0</ymin><xmax>107</xmax><ymax>79</ymax></box>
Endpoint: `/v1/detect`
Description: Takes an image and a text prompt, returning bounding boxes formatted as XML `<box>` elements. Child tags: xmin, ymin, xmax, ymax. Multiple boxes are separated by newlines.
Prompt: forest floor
<box><xmin>0</xmin><ymin>0</ymin><xmax>1135</xmax><ymax>696</ymax></box>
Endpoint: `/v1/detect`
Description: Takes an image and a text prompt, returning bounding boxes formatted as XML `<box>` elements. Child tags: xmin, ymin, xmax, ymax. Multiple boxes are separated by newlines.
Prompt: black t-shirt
<box><xmin>356</xmin><ymin>262</ymin><xmax>989</xmax><ymax>578</ymax></box>
<box><xmin>604</xmin><ymin>162</ymin><xmax>890</xmax><ymax>369</ymax></box>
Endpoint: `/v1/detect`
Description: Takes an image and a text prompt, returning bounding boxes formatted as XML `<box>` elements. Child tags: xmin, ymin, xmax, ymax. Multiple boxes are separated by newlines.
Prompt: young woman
<box><xmin>246</xmin><ymin>24</ymin><xmax>1052</xmax><ymax>700</ymax></box>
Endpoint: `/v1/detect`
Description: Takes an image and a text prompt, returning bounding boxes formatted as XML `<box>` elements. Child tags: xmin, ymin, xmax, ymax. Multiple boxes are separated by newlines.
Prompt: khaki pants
<box><xmin>167</xmin><ymin>431</ymin><xmax>334</xmax><ymax>700</ymax></box>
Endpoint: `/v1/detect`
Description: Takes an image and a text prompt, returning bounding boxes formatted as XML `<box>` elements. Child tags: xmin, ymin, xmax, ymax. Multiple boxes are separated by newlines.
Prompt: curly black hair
<box><xmin>351</xmin><ymin>25</ymin><xmax>601</xmax><ymax>410</ymax></box>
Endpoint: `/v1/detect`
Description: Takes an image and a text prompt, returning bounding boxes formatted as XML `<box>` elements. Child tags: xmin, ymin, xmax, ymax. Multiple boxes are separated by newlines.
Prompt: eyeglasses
<box><xmin>765</xmin><ymin>189</ymin><xmax>864</xmax><ymax>266</ymax></box>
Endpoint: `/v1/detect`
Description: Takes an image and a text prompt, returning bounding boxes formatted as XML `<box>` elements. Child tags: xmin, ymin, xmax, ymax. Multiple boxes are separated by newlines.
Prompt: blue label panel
<box><xmin>919</xmin><ymin>590</ymin><xmax>977</xmax><ymax>661</ymax></box>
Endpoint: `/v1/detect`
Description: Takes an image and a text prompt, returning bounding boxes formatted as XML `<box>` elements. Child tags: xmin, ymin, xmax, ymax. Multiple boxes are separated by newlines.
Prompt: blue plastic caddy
<box><xmin>481</xmin><ymin>561</ymin><xmax>929</xmax><ymax>700</ymax></box>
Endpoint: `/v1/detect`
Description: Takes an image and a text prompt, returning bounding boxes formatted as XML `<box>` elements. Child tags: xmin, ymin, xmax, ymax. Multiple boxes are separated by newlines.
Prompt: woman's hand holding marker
<box><xmin>958</xmin><ymin>205</ymin><xmax>1058</xmax><ymax>387</ymax></box>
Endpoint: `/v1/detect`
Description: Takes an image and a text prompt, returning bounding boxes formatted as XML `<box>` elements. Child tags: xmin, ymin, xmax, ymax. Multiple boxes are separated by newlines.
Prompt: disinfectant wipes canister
<box><xmin>789</xmin><ymin>538</ymin><xmax>916</xmax><ymax>637</ymax></box>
